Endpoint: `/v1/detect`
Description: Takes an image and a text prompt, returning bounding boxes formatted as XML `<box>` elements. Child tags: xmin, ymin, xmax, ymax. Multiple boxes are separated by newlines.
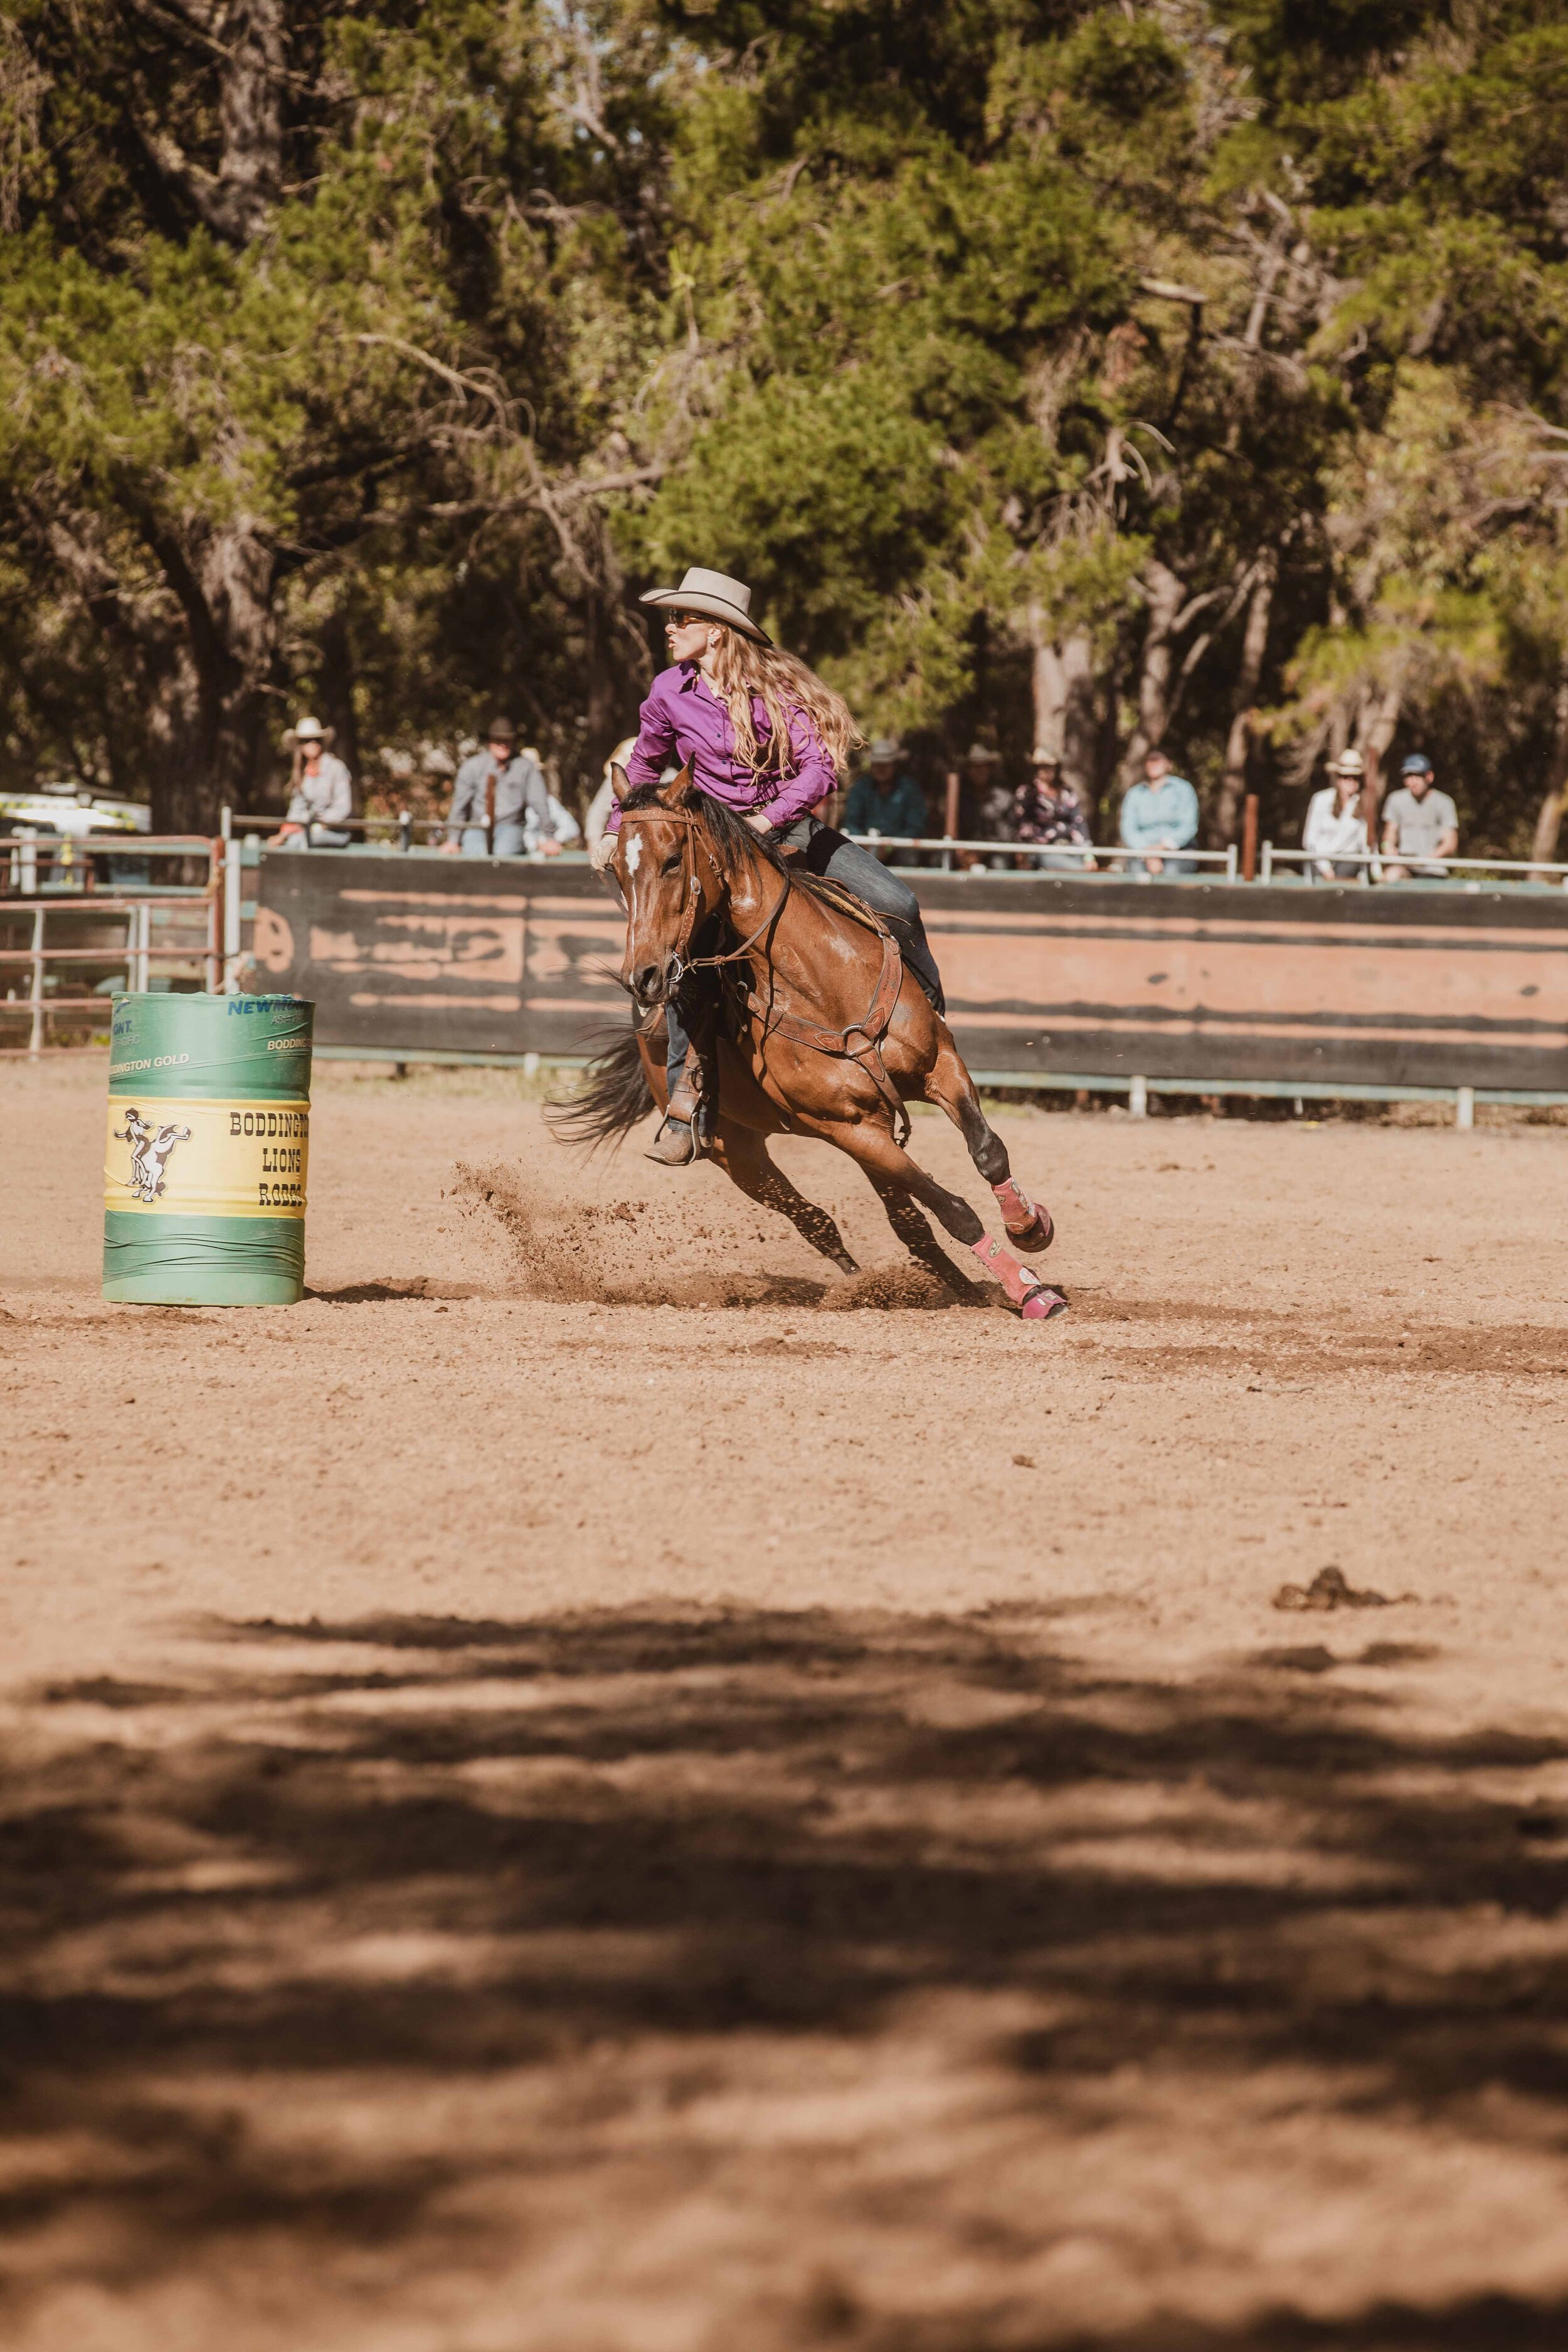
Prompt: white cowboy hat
<box><xmin>285</xmin><ymin>714</ymin><xmax>333</xmax><ymax>747</ymax></box>
<box><xmin>1030</xmin><ymin>744</ymin><xmax>1062</xmax><ymax>766</ymax></box>
<box><xmin>963</xmin><ymin>742</ymin><xmax>1001</xmax><ymax>765</ymax></box>
<box><xmin>1332</xmin><ymin>747</ymin><xmax>1365</xmax><ymax>777</ymax></box>
<box><xmin>867</xmin><ymin>737</ymin><xmax>904</xmax><ymax>763</ymax></box>
<box><xmin>639</xmin><ymin>566</ymin><xmax>771</xmax><ymax>645</ymax></box>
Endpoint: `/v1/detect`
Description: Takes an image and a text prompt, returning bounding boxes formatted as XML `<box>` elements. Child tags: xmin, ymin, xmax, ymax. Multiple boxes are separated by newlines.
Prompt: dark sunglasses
<box><xmin>666</xmin><ymin>610</ymin><xmax>707</xmax><ymax>627</ymax></box>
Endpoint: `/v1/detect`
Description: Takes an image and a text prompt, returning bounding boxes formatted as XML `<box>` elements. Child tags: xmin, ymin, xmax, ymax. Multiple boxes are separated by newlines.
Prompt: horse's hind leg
<box><xmin>865</xmin><ymin>1171</ymin><xmax>988</xmax><ymax>1303</ymax></box>
<box><xmin>831</xmin><ymin>1121</ymin><xmax>1066</xmax><ymax>1322</ymax></box>
<box><xmin>709</xmin><ymin>1123</ymin><xmax>861</xmax><ymax>1277</ymax></box>
<box><xmin>923</xmin><ymin>1036</ymin><xmax>1054</xmax><ymax>1253</ymax></box>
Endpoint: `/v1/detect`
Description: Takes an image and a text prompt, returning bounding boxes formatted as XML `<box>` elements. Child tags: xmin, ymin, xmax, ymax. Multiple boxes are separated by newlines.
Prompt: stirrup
<box><xmin>645</xmin><ymin>1115</ymin><xmax>697</xmax><ymax>1167</ymax></box>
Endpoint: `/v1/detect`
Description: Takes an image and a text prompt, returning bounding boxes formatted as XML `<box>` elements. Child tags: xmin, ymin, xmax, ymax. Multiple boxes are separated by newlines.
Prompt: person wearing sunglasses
<box><xmin>596</xmin><ymin>566</ymin><xmax>945</xmax><ymax>1165</ymax></box>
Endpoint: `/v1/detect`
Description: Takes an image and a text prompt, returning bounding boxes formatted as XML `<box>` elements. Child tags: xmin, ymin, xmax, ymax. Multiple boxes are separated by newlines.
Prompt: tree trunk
<box><xmin>1531</xmin><ymin>662</ymin><xmax>1568</xmax><ymax>872</ymax></box>
<box><xmin>1030</xmin><ymin>618</ymin><xmax>1096</xmax><ymax>802</ymax></box>
<box><xmin>1355</xmin><ymin>681</ymin><xmax>1403</xmax><ymax>854</ymax></box>
<box><xmin>1116</xmin><ymin>559</ymin><xmax>1185</xmax><ymax>792</ymax></box>
<box><xmin>216</xmin><ymin>0</ymin><xmax>285</xmax><ymax>241</ymax></box>
<box><xmin>1212</xmin><ymin>550</ymin><xmax>1276</xmax><ymax>847</ymax></box>
<box><xmin>317</xmin><ymin>609</ymin><xmax>361</xmax><ymax>813</ymax></box>
<box><xmin>144</xmin><ymin>513</ymin><xmax>280</xmax><ymax>831</ymax></box>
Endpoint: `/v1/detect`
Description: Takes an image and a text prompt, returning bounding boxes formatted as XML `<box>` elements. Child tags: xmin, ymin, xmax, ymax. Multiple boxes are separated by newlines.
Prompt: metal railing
<box><xmin>223</xmin><ymin>810</ymin><xmax>577</xmax><ymax>855</ymax></box>
<box><xmin>844</xmin><ymin>836</ymin><xmax>1242</xmax><ymax>877</ymax></box>
<box><xmin>218</xmin><ymin>808</ymin><xmax>1567</xmax><ymax>893</ymax></box>
<box><xmin>1259</xmin><ymin>844</ymin><xmax>1568</xmax><ymax>888</ymax></box>
<box><xmin>0</xmin><ymin>832</ymin><xmax>221</xmax><ymax>1056</ymax></box>
<box><xmin>222</xmin><ymin>808</ymin><xmax>1244</xmax><ymax>877</ymax></box>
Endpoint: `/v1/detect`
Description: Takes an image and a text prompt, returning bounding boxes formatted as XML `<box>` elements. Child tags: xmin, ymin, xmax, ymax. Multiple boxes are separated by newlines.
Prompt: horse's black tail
<box><xmin>546</xmin><ymin>1023</ymin><xmax>654</xmax><ymax>1150</ymax></box>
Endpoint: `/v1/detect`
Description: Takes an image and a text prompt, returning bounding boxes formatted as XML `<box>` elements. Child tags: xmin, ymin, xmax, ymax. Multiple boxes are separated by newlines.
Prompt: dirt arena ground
<box><xmin>5</xmin><ymin>1052</ymin><xmax>1568</xmax><ymax>2352</ymax></box>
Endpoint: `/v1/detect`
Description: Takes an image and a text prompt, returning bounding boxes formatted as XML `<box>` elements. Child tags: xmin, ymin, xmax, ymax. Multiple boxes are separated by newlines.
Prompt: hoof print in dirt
<box><xmin>1273</xmin><ymin>1564</ymin><xmax>1417</xmax><ymax>1613</ymax></box>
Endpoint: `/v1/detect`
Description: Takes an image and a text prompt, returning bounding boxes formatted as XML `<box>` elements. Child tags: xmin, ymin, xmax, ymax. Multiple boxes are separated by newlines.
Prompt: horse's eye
<box><xmin>660</xmin><ymin>851</ymin><xmax>683</xmax><ymax>875</ymax></box>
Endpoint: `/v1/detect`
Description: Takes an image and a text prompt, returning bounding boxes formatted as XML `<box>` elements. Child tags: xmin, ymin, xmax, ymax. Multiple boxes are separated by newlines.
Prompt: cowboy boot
<box><xmin>646</xmin><ymin>1052</ymin><xmax>701</xmax><ymax>1164</ymax></box>
<box><xmin>645</xmin><ymin>1010</ymin><xmax>719</xmax><ymax>1166</ymax></box>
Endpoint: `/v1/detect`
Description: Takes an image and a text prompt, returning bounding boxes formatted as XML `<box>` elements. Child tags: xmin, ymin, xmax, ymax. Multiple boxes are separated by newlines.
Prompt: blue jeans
<box><xmin>460</xmin><ymin>822</ymin><xmax>526</xmax><ymax>857</ymax></box>
<box><xmin>278</xmin><ymin>825</ymin><xmax>352</xmax><ymax>850</ymax></box>
<box><xmin>665</xmin><ymin>819</ymin><xmax>944</xmax><ymax>1098</ymax></box>
<box><xmin>1126</xmin><ymin>854</ymin><xmax>1196</xmax><ymax>878</ymax></box>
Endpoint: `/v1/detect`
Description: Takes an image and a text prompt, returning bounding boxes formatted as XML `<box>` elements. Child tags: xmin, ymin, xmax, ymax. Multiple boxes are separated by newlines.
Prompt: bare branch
<box><xmin>1139</xmin><ymin>277</ymin><xmax>1207</xmax><ymax>307</ymax></box>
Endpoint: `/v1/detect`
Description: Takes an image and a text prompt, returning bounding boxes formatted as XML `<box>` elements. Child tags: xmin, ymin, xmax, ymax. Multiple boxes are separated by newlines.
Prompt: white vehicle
<box><xmin>0</xmin><ymin>783</ymin><xmax>151</xmax><ymax>837</ymax></box>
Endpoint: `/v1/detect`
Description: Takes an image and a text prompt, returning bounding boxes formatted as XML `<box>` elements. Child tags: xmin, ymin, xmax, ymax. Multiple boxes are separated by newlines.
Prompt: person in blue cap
<box><xmin>1380</xmin><ymin>753</ymin><xmax>1458</xmax><ymax>882</ymax></box>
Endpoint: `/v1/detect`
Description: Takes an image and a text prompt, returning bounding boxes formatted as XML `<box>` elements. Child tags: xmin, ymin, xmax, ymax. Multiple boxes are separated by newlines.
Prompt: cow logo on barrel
<box><xmin>114</xmin><ymin>1108</ymin><xmax>193</xmax><ymax>1203</ymax></box>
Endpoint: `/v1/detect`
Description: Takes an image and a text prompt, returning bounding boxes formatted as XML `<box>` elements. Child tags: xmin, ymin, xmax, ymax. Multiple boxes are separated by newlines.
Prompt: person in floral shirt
<box><xmin>1013</xmin><ymin>749</ymin><xmax>1095</xmax><ymax>871</ymax></box>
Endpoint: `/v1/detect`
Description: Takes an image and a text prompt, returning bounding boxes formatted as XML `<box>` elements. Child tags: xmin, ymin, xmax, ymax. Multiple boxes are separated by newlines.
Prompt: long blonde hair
<box><xmin>706</xmin><ymin>628</ymin><xmax>860</xmax><ymax>788</ymax></box>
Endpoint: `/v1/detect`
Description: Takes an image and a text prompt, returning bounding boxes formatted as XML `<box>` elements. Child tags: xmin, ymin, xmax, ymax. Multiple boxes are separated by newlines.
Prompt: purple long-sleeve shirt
<box><xmin>610</xmin><ymin>662</ymin><xmax>836</xmax><ymax>832</ymax></box>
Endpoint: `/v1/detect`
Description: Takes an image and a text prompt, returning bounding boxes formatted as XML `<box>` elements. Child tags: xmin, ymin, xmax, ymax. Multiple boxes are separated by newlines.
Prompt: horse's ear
<box><xmin>610</xmin><ymin>761</ymin><xmax>629</xmax><ymax>800</ymax></box>
<box><xmin>670</xmin><ymin>758</ymin><xmax>700</xmax><ymax>807</ymax></box>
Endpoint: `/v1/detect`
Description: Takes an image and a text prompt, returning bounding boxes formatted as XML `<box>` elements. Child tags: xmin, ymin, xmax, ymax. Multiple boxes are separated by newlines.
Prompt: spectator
<box><xmin>842</xmin><ymin>737</ymin><xmax>928</xmax><ymax>861</ymax></box>
<box><xmin>586</xmin><ymin>736</ymin><xmax>637</xmax><ymax>866</ymax></box>
<box><xmin>442</xmin><ymin>718</ymin><xmax>560</xmax><ymax>857</ymax></box>
<box><xmin>1014</xmin><ymin>748</ymin><xmax>1094</xmax><ymax>872</ymax></box>
<box><xmin>522</xmin><ymin>748</ymin><xmax>583</xmax><ymax>856</ymax></box>
<box><xmin>1120</xmin><ymin>746</ymin><xmax>1199</xmax><ymax>877</ymax></box>
<box><xmin>1380</xmin><ymin>751</ymin><xmax>1458</xmax><ymax>881</ymax></box>
<box><xmin>955</xmin><ymin>742</ymin><xmax>1012</xmax><ymax>844</ymax></box>
<box><xmin>268</xmin><ymin>717</ymin><xmax>353</xmax><ymax>850</ymax></box>
<box><xmin>1303</xmin><ymin>748</ymin><xmax>1370</xmax><ymax>882</ymax></box>
<box><xmin>942</xmin><ymin>742</ymin><xmax>1013</xmax><ymax>867</ymax></box>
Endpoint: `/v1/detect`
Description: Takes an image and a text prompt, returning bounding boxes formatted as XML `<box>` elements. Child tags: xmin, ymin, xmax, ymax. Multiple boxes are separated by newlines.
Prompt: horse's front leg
<box><xmin>709</xmin><ymin>1123</ymin><xmax>861</xmax><ymax>1278</ymax></box>
<box><xmin>829</xmin><ymin>1121</ymin><xmax>1066</xmax><ymax>1322</ymax></box>
<box><xmin>921</xmin><ymin>1035</ymin><xmax>1054</xmax><ymax>1253</ymax></box>
<box><xmin>863</xmin><ymin>1170</ymin><xmax>988</xmax><ymax>1303</ymax></box>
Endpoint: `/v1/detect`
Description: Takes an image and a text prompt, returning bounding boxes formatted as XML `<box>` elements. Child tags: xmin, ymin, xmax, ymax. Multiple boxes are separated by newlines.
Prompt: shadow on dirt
<box><xmin>8</xmin><ymin>1604</ymin><xmax>1568</xmax><ymax>2343</ymax></box>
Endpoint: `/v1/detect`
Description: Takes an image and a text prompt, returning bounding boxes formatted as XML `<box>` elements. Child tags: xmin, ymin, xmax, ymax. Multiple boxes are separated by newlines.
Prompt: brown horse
<box><xmin>555</xmin><ymin>770</ymin><xmax>1067</xmax><ymax>1320</ymax></box>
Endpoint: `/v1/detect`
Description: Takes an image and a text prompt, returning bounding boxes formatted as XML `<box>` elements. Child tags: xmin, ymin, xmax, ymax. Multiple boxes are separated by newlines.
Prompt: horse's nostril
<box><xmin>633</xmin><ymin>965</ymin><xmax>659</xmax><ymax>1003</ymax></box>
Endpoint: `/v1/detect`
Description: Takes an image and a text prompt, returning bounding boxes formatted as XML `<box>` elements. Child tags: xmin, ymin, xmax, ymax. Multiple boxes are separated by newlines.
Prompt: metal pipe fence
<box><xmin>222</xmin><ymin>808</ymin><xmax>1568</xmax><ymax>892</ymax></box>
<box><xmin>0</xmin><ymin>832</ymin><xmax>221</xmax><ymax>1056</ymax></box>
<box><xmin>1259</xmin><ymin>843</ymin><xmax>1568</xmax><ymax>887</ymax></box>
<box><xmin>222</xmin><ymin>810</ymin><xmax>1245</xmax><ymax>877</ymax></box>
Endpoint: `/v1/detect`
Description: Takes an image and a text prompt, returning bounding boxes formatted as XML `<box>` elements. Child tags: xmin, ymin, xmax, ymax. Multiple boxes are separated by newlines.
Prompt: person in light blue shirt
<box><xmin>1119</xmin><ymin>747</ymin><xmax>1200</xmax><ymax>877</ymax></box>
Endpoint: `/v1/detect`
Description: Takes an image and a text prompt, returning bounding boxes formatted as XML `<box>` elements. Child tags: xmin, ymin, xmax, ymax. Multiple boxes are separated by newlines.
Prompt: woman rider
<box><xmin>595</xmin><ymin>566</ymin><xmax>945</xmax><ymax>1166</ymax></box>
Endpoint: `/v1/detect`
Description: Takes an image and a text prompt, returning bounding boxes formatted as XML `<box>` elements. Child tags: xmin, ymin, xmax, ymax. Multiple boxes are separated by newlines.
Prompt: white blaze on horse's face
<box><xmin>623</xmin><ymin>830</ymin><xmax>642</xmax><ymax>879</ymax></box>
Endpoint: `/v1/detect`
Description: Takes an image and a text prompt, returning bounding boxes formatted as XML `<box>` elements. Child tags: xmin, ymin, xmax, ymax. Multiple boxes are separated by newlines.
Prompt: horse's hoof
<box><xmin>1020</xmin><ymin>1285</ymin><xmax>1068</xmax><ymax>1321</ymax></box>
<box><xmin>1007</xmin><ymin>1210</ymin><xmax>1054</xmax><ymax>1253</ymax></box>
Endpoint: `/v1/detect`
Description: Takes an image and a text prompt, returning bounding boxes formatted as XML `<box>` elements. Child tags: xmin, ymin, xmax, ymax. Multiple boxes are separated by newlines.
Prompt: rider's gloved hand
<box><xmin>590</xmin><ymin>832</ymin><xmax>618</xmax><ymax>873</ymax></box>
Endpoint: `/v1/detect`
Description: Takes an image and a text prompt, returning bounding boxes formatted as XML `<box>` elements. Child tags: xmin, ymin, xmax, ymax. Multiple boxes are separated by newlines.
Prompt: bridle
<box><xmin>616</xmin><ymin>803</ymin><xmax>783</xmax><ymax>986</ymax></box>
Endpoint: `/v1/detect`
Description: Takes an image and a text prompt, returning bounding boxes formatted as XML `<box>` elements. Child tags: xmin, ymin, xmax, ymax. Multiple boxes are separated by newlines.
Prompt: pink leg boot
<box><xmin>970</xmin><ymin>1232</ymin><xmax>1067</xmax><ymax>1320</ymax></box>
<box><xmin>990</xmin><ymin>1175</ymin><xmax>1054</xmax><ymax>1253</ymax></box>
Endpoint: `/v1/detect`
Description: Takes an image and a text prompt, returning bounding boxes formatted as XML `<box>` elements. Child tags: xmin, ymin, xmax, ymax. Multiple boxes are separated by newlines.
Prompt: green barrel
<box><xmin>103</xmin><ymin>993</ymin><xmax>314</xmax><ymax>1306</ymax></box>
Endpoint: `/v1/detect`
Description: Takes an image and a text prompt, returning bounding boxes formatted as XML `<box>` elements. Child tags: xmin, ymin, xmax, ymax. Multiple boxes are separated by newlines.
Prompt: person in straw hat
<box><xmin>1302</xmin><ymin>747</ymin><xmax>1370</xmax><ymax>883</ymax></box>
<box><xmin>597</xmin><ymin>564</ymin><xmax>946</xmax><ymax>1165</ymax></box>
<box><xmin>268</xmin><ymin>716</ymin><xmax>353</xmax><ymax>849</ymax></box>
<box><xmin>1014</xmin><ymin>746</ymin><xmax>1094</xmax><ymax>872</ymax></box>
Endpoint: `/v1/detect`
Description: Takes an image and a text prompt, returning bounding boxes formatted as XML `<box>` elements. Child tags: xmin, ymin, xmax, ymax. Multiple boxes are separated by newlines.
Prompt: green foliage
<box><xmin>3</xmin><ymin>0</ymin><xmax>1568</xmax><ymax>854</ymax></box>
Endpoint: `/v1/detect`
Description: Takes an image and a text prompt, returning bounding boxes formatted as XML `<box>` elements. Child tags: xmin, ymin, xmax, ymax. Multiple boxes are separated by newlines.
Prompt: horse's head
<box><xmin>612</xmin><ymin>764</ymin><xmax>728</xmax><ymax>1010</ymax></box>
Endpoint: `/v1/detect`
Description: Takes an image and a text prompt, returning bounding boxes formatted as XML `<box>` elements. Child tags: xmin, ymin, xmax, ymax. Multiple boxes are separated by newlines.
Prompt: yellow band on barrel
<box><xmin>104</xmin><ymin>1098</ymin><xmax>309</xmax><ymax>1220</ymax></box>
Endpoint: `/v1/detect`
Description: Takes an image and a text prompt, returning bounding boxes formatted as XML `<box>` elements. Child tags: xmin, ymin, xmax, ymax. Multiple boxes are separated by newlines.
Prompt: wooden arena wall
<box><xmin>250</xmin><ymin>852</ymin><xmax>1568</xmax><ymax>1094</ymax></box>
